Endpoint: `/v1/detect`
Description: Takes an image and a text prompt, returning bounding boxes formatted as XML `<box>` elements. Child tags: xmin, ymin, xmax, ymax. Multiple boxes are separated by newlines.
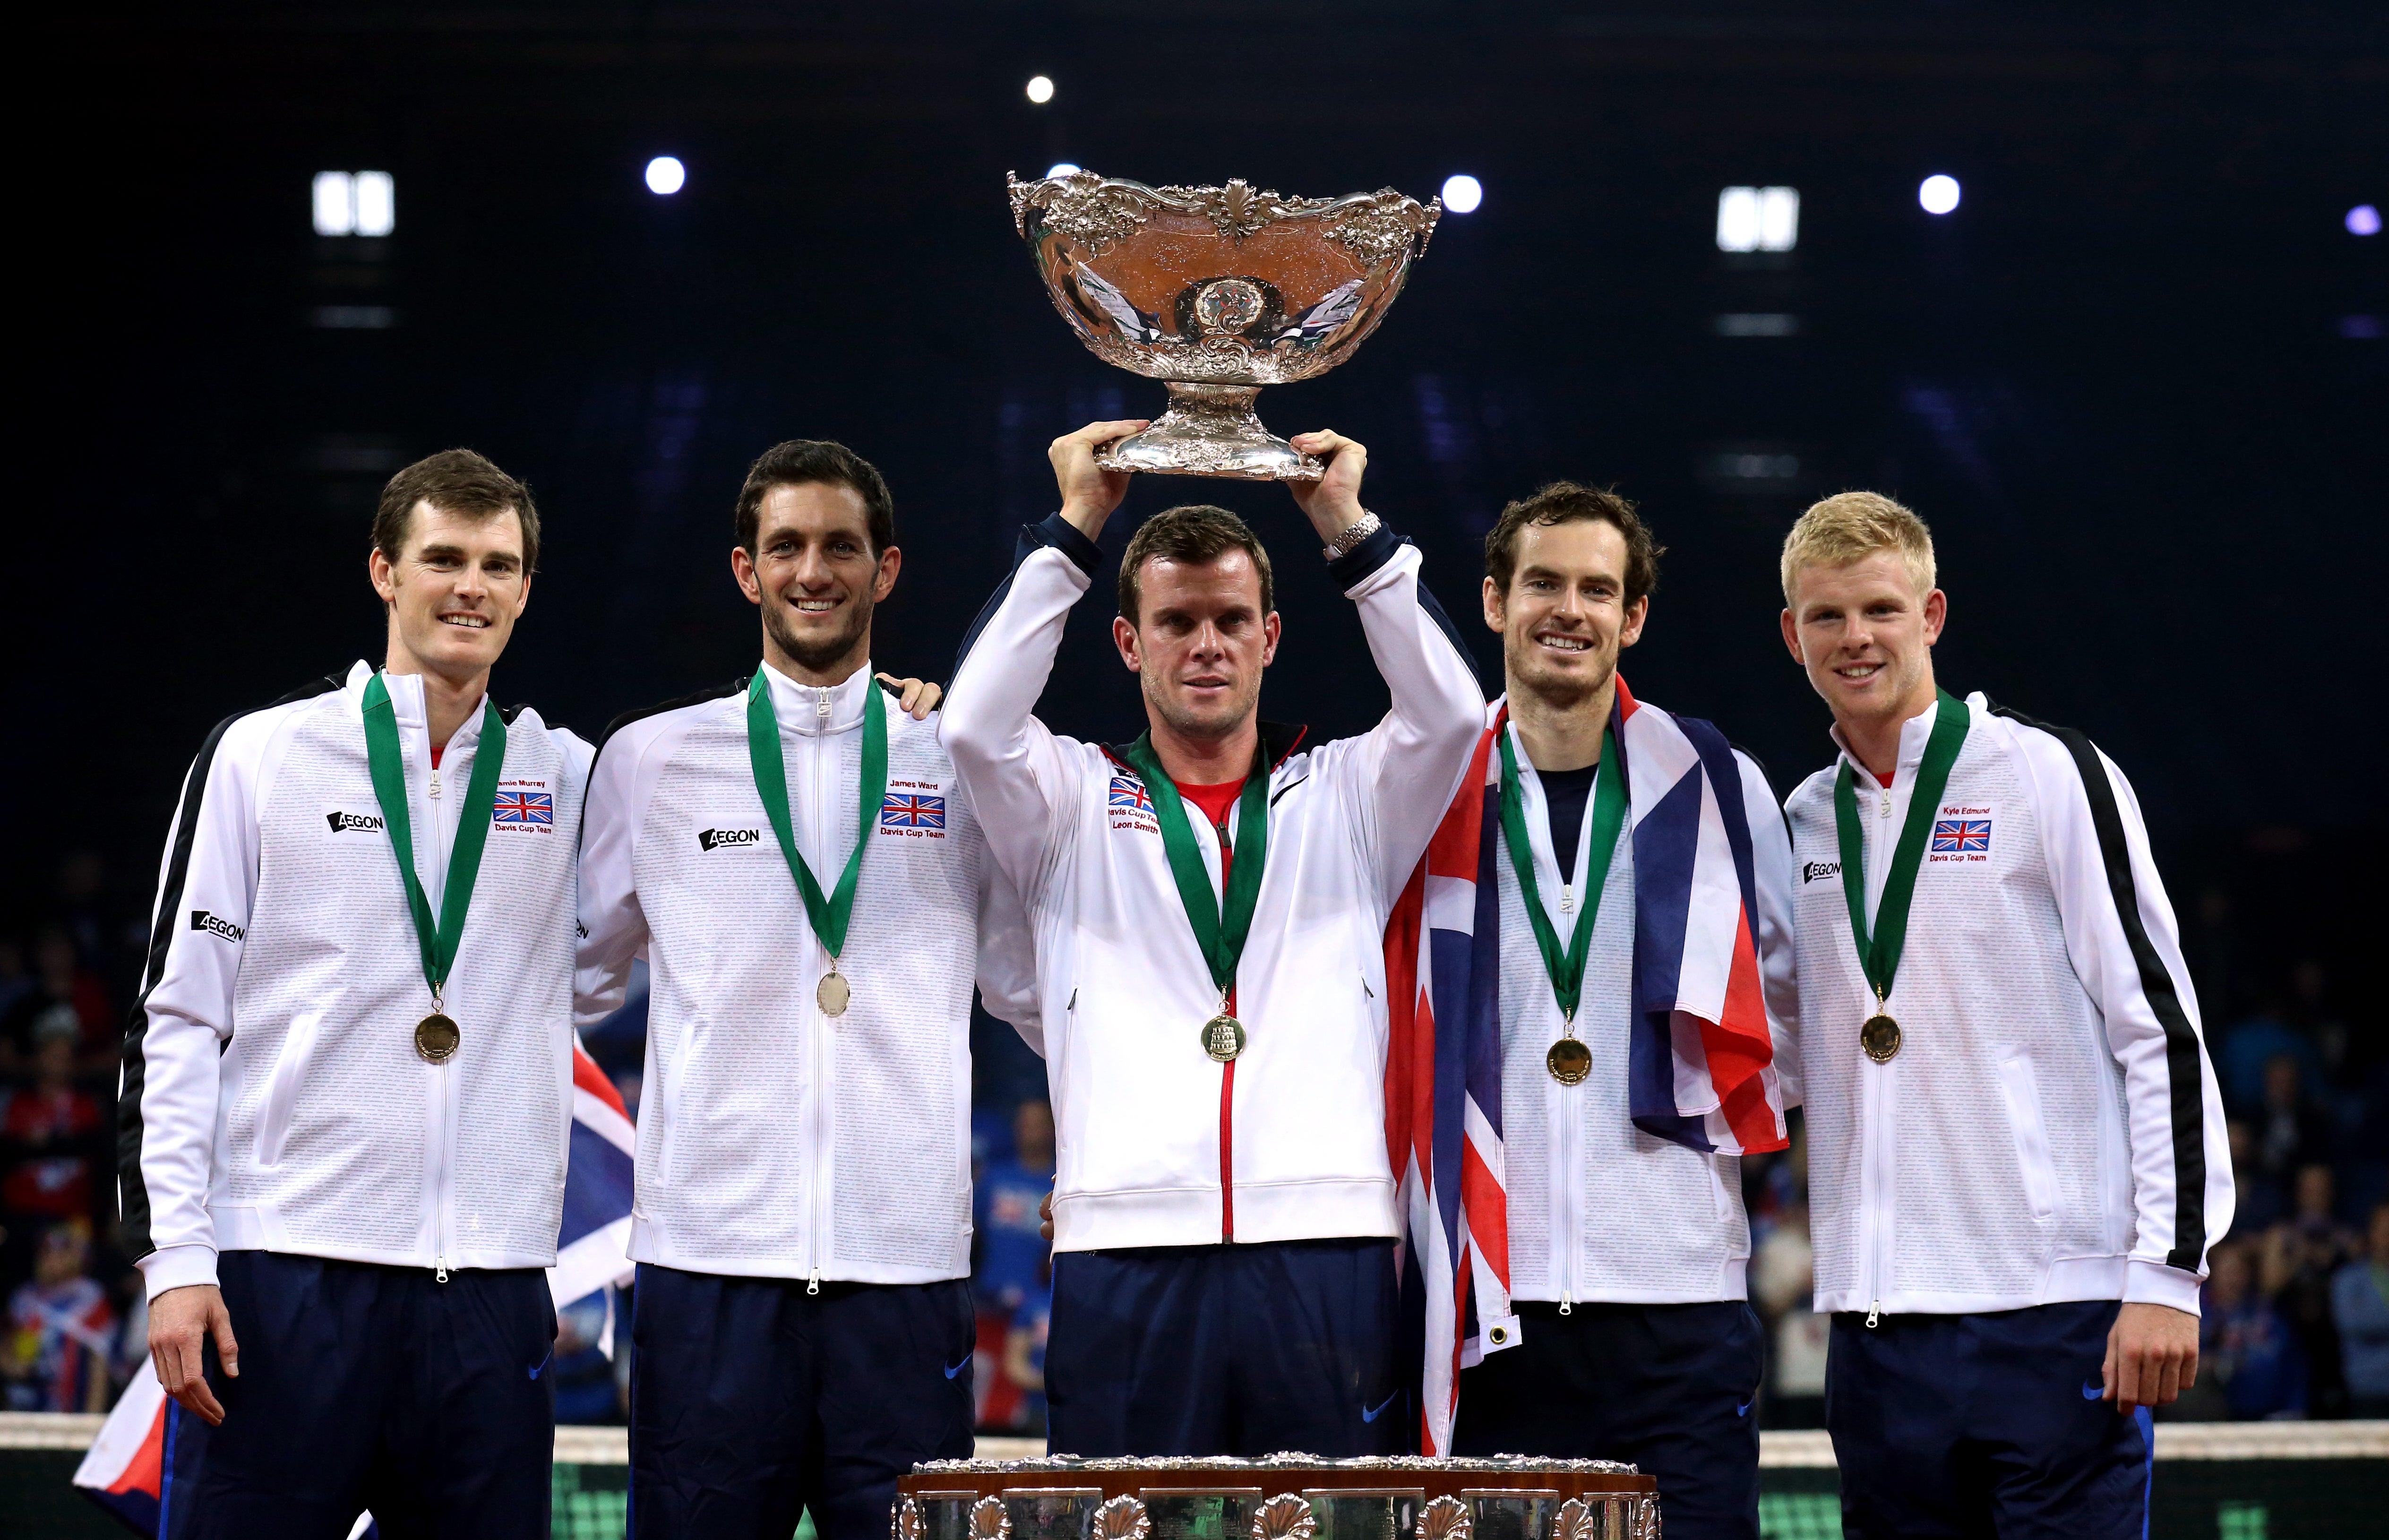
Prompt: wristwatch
<box><xmin>1323</xmin><ymin>510</ymin><xmax>1383</xmax><ymax>561</ymax></box>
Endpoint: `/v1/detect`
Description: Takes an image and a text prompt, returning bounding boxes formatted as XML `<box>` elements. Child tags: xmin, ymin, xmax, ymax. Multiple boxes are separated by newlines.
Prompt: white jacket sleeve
<box><xmin>1326</xmin><ymin>529</ymin><xmax>1488</xmax><ymax>914</ymax></box>
<box><xmin>123</xmin><ymin>713</ymin><xmax>270</xmax><ymax>1299</ymax></box>
<box><xmin>2021</xmin><ymin>721</ymin><xmax>2233</xmax><ymax>1313</ymax></box>
<box><xmin>940</xmin><ymin>516</ymin><xmax>1102</xmax><ymax>903</ymax></box>
<box><xmin>1736</xmin><ymin>749</ymin><xmax>1803</xmax><ymax>1110</ymax></box>
<box><xmin>574</xmin><ymin>723</ymin><xmax>653</xmax><ymax>1027</ymax></box>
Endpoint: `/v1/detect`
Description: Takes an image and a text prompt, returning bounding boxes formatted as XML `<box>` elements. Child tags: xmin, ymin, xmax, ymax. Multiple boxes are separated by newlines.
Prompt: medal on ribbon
<box><xmin>361</xmin><ymin>673</ymin><xmax>507</xmax><ymax>1065</ymax></box>
<box><xmin>1832</xmin><ymin>690</ymin><xmax>1970</xmax><ymax>1064</ymax></box>
<box><xmin>1495</xmin><ymin>722</ymin><xmax>1628</xmax><ymax>1085</ymax></box>
<box><xmin>1117</xmin><ymin>733</ymin><xmax>1272</xmax><ymax>1063</ymax></box>
<box><xmin>748</xmin><ymin>671</ymin><xmax>887</xmax><ymax>1016</ymax></box>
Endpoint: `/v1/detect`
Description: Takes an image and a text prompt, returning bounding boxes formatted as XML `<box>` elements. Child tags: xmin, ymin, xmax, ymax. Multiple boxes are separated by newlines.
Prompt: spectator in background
<box><xmin>1004</xmin><ymin>1270</ymin><xmax>1052</xmax><ymax>1437</ymax></box>
<box><xmin>2</xmin><ymin>1011</ymin><xmax>105</xmax><ymax>1223</ymax></box>
<box><xmin>2265</xmin><ymin>1163</ymin><xmax>2358</xmax><ymax>1419</ymax></box>
<box><xmin>16</xmin><ymin>927</ymin><xmax>115</xmax><ymax>1080</ymax></box>
<box><xmin>551</xmin><ymin>1289</ymin><xmax>623</xmax><ymax>1425</ymax></box>
<box><xmin>2254</xmin><ymin>1054</ymin><xmax>2336</xmax><ymax>1189</ymax></box>
<box><xmin>2334</xmin><ymin>1202</ymin><xmax>2389</xmax><ymax>1419</ymax></box>
<box><xmin>2228</xmin><ymin>1119</ymin><xmax>2285</xmax><ymax>1232</ymax></box>
<box><xmin>2202</xmin><ymin>1242</ymin><xmax>2305</xmax><ymax>1420</ymax></box>
<box><xmin>5</xmin><ymin>1221</ymin><xmax>115</xmax><ymax>1412</ymax></box>
<box><xmin>1749</xmin><ymin>1199</ymin><xmax>1825</xmax><ymax>1428</ymax></box>
<box><xmin>975</xmin><ymin>1100</ymin><xmax>1055</xmax><ymax>1313</ymax></box>
<box><xmin>2219</xmin><ymin>997</ymin><xmax>2323</xmax><ymax>1116</ymax></box>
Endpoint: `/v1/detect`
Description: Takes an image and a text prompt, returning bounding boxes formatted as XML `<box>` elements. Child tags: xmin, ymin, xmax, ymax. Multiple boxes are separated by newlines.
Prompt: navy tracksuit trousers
<box><xmin>626</xmin><ymin>1264</ymin><xmax>975</xmax><ymax>1540</ymax></box>
<box><xmin>166</xmin><ymin>1250</ymin><xmax>556</xmax><ymax>1540</ymax></box>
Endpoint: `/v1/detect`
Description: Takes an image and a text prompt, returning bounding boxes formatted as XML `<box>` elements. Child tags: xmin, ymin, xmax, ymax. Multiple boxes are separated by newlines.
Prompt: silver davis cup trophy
<box><xmin>1008</xmin><ymin>169</ymin><xmax>1442</xmax><ymax>480</ymax></box>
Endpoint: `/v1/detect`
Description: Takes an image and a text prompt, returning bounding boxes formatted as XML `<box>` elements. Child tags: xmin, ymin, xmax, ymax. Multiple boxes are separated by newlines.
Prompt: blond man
<box><xmin>1776</xmin><ymin>493</ymin><xmax>2232</xmax><ymax>1537</ymax></box>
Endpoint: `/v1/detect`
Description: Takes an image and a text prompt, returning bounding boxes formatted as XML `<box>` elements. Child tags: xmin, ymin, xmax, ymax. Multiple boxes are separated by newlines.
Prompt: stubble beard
<box><xmin>1144</xmin><ymin>666</ymin><xmax>1261</xmax><ymax>746</ymax></box>
<box><xmin>765</xmin><ymin>589</ymin><xmax>876</xmax><ymax>676</ymax></box>
<box><xmin>1509</xmin><ymin>631</ymin><xmax>1615</xmax><ymax>714</ymax></box>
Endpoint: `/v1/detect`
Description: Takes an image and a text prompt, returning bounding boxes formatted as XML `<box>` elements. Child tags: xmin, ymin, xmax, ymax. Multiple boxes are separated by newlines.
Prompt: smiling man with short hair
<box><xmin>125</xmin><ymin>448</ymin><xmax>590</xmax><ymax>1539</ymax></box>
<box><xmin>941</xmin><ymin>419</ymin><xmax>1484</xmax><ymax>1456</ymax></box>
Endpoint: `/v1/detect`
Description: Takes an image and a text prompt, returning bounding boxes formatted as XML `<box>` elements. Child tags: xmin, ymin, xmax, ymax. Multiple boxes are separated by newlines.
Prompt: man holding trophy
<box><xmin>940</xmin><ymin>416</ymin><xmax>1484</xmax><ymax>1456</ymax></box>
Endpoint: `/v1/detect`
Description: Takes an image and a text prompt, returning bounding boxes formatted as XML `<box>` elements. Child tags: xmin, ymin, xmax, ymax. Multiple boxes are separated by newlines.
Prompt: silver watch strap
<box><xmin>1323</xmin><ymin>510</ymin><xmax>1383</xmax><ymax>561</ymax></box>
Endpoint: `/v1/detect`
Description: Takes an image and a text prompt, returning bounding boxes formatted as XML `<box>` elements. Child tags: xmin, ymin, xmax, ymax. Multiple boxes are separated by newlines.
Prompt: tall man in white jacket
<box><xmin>575</xmin><ymin>439</ymin><xmax>1034</xmax><ymax>1540</ymax></box>
<box><xmin>1777</xmin><ymin>492</ymin><xmax>2232</xmax><ymax>1538</ymax></box>
<box><xmin>942</xmin><ymin>420</ymin><xmax>1485</xmax><ymax>1456</ymax></box>
<box><xmin>1450</xmin><ymin>484</ymin><xmax>1795</xmax><ymax>1540</ymax></box>
<box><xmin>124</xmin><ymin>449</ymin><xmax>588</xmax><ymax>1539</ymax></box>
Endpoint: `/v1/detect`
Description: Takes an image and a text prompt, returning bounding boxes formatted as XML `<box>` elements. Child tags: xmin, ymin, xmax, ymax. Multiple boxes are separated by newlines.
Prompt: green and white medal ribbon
<box><xmin>361</xmin><ymin>672</ymin><xmax>507</xmax><ymax>1064</ymax></box>
<box><xmin>1117</xmin><ymin>733</ymin><xmax>1272</xmax><ymax>1063</ymax></box>
<box><xmin>1831</xmin><ymin>688</ymin><xmax>1969</xmax><ymax>1063</ymax></box>
<box><xmin>747</xmin><ymin>671</ymin><xmax>887</xmax><ymax>1017</ymax></box>
<box><xmin>1495</xmin><ymin>723</ymin><xmax>1629</xmax><ymax>1085</ymax></box>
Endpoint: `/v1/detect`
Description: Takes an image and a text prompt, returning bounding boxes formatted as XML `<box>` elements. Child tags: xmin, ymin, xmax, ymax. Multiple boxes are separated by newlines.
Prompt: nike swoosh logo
<box><xmin>945</xmin><ymin>1354</ymin><xmax>973</xmax><ymax>1380</ymax></box>
<box><xmin>1737</xmin><ymin>1400</ymin><xmax>1753</xmax><ymax>1417</ymax></box>
<box><xmin>2081</xmin><ymin>1378</ymin><xmax>2105</xmax><ymax>1400</ymax></box>
<box><xmin>1361</xmin><ymin>1392</ymin><xmax>1399</xmax><ymax>1423</ymax></box>
<box><xmin>527</xmin><ymin>1345</ymin><xmax>554</xmax><ymax>1381</ymax></box>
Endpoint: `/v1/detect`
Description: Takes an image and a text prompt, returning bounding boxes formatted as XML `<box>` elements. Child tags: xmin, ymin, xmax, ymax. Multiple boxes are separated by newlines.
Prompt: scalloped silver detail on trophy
<box><xmin>1251</xmin><ymin>1493</ymin><xmax>1319</xmax><ymax>1540</ymax></box>
<box><xmin>1008</xmin><ymin>169</ymin><xmax>1441</xmax><ymax>480</ymax></box>
<box><xmin>970</xmin><ymin>1496</ymin><xmax>1013</xmax><ymax>1540</ymax></box>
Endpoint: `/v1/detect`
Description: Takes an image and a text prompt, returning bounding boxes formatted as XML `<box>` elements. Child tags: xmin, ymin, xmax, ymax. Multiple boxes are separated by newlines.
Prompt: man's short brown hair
<box><xmin>373</xmin><ymin>449</ymin><xmax>540</xmax><ymax>571</ymax></box>
<box><xmin>734</xmin><ymin>439</ymin><xmax>896</xmax><ymax>555</ymax></box>
<box><xmin>1779</xmin><ymin>491</ymin><xmax>1935</xmax><ymax>606</ymax></box>
<box><xmin>1118</xmin><ymin>505</ymin><xmax>1275</xmax><ymax>625</ymax></box>
<box><xmin>1483</xmin><ymin>481</ymin><xmax>1662</xmax><ymax>603</ymax></box>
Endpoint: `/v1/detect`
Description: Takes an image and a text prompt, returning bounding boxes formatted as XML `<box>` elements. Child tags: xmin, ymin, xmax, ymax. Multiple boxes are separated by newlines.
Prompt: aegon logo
<box><xmin>1801</xmin><ymin>860</ymin><xmax>1841</xmax><ymax>884</ymax></box>
<box><xmin>189</xmin><ymin>910</ymin><xmax>246</xmax><ymax>943</ymax></box>
<box><xmin>326</xmin><ymin>810</ymin><xmax>385</xmax><ymax>834</ymax></box>
<box><xmin>696</xmin><ymin>827</ymin><xmax>763</xmax><ymax>852</ymax></box>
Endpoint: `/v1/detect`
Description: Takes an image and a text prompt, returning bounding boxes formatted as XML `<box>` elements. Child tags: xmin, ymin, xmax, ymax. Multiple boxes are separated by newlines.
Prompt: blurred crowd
<box><xmin>5</xmin><ymin>847</ymin><xmax>2381</xmax><ymax>1429</ymax></box>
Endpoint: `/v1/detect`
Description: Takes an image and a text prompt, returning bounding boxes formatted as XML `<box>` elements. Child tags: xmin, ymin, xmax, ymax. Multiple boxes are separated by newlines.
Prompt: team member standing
<box><xmin>1776</xmin><ymin>493</ymin><xmax>2232</xmax><ymax>1537</ymax></box>
<box><xmin>1443</xmin><ymin>484</ymin><xmax>1794</xmax><ymax>1540</ymax></box>
<box><xmin>575</xmin><ymin>440</ymin><xmax>1034</xmax><ymax>1540</ymax></box>
<box><xmin>942</xmin><ymin>420</ymin><xmax>1484</xmax><ymax>1456</ymax></box>
<box><xmin>125</xmin><ymin>450</ymin><xmax>587</xmax><ymax>1539</ymax></box>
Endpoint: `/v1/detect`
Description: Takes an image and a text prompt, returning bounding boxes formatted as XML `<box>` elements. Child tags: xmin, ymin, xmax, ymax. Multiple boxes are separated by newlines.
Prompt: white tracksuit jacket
<box><xmin>574</xmin><ymin>662</ymin><xmax>1039</xmax><ymax>1283</ymax></box>
<box><xmin>1491</xmin><ymin>700</ymin><xmax>1800</xmax><ymax>1306</ymax></box>
<box><xmin>1783</xmin><ymin>691</ymin><xmax>2233</xmax><ymax>1317</ymax></box>
<box><xmin>123</xmin><ymin>661</ymin><xmax>591</xmax><ymax>1299</ymax></box>
<box><xmin>940</xmin><ymin>515</ymin><xmax>1486</xmax><ymax>1253</ymax></box>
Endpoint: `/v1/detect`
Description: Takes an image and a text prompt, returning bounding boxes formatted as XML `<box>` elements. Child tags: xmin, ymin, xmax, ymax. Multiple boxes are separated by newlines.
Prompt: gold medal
<box><xmin>1861</xmin><ymin>1012</ymin><xmax>1902</xmax><ymax>1063</ymax></box>
<box><xmin>1201</xmin><ymin>1012</ymin><xmax>1246</xmax><ymax>1063</ymax></box>
<box><xmin>1546</xmin><ymin>1036</ymin><xmax>1592</xmax><ymax>1085</ymax></box>
<box><xmin>414</xmin><ymin>1012</ymin><xmax>461</xmax><ymax>1064</ymax></box>
<box><xmin>817</xmin><ymin>969</ymin><xmax>852</xmax><ymax>1017</ymax></box>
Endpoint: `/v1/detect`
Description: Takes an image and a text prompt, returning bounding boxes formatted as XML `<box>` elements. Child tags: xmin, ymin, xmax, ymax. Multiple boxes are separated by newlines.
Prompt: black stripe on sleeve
<box><xmin>118</xmin><ymin>671</ymin><xmax>344</xmax><ymax>1260</ymax></box>
<box><xmin>1989</xmin><ymin>700</ymin><xmax>2208</xmax><ymax>1273</ymax></box>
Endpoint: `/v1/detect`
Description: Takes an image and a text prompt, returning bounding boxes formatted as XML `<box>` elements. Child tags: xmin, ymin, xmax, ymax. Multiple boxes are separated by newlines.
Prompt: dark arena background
<box><xmin>7</xmin><ymin>3</ymin><xmax>2387</xmax><ymax>1536</ymax></box>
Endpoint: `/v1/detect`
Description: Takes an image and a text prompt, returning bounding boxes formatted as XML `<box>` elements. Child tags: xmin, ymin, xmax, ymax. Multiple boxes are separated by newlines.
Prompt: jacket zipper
<box><xmin>1217</xmin><ymin>813</ymin><xmax>1237</xmax><ymax>1244</ymax></box>
<box><xmin>422</xmin><ymin>722</ymin><xmax>456</xmax><ymax>1282</ymax></box>
<box><xmin>806</xmin><ymin>686</ymin><xmax>834</xmax><ymax>1291</ymax></box>
<box><xmin>1859</xmin><ymin>773</ymin><xmax>1896</xmax><ymax>1326</ymax></box>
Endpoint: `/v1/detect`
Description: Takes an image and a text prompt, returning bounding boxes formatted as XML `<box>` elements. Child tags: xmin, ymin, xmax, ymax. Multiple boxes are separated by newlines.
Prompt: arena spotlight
<box><xmin>1919</xmin><ymin>174</ymin><xmax>1962</xmax><ymax>215</ymax></box>
<box><xmin>352</xmin><ymin>172</ymin><xmax>394</xmax><ymax>237</ymax></box>
<box><xmin>313</xmin><ymin>172</ymin><xmax>394</xmax><ymax>237</ymax></box>
<box><xmin>645</xmin><ymin>156</ymin><xmax>687</xmax><ymax>196</ymax></box>
<box><xmin>1047</xmin><ymin>162</ymin><xmax>1083</xmax><ymax>179</ymax></box>
<box><xmin>1716</xmin><ymin>186</ymin><xmax>1798</xmax><ymax>252</ymax></box>
<box><xmin>1026</xmin><ymin>75</ymin><xmax>1055</xmax><ymax>104</ymax></box>
<box><xmin>2349</xmin><ymin>204</ymin><xmax>2383</xmax><ymax>237</ymax></box>
<box><xmin>1440</xmin><ymin>175</ymin><xmax>1483</xmax><ymax>215</ymax></box>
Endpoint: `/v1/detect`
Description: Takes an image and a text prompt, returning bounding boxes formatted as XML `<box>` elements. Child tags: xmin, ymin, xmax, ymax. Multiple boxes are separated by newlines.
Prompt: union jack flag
<box><xmin>492</xmin><ymin>790</ymin><xmax>554</xmax><ymax>826</ymax></box>
<box><xmin>1108</xmin><ymin>774</ymin><xmax>1153</xmax><ymax>813</ymax></box>
<box><xmin>1931</xmin><ymin>818</ymin><xmax>1992</xmax><ymax>853</ymax></box>
<box><xmin>880</xmin><ymin>793</ymin><xmax>946</xmax><ymax>829</ymax></box>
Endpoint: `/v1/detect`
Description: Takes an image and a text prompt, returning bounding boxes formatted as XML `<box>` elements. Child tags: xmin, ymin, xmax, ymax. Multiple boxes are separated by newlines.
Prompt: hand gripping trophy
<box><xmin>1008</xmin><ymin>169</ymin><xmax>1440</xmax><ymax>480</ymax></box>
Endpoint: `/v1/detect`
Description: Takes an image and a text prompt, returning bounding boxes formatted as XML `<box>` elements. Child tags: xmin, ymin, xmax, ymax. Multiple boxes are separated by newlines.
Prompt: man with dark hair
<box><xmin>575</xmin><ymin>438</ymin><xmax>1038</xmax><ymax>1540</ymax></box>
<box><xmin>127</xmin><ymin>448</ymin><xmax>588</xmax><ymax>1538</ymax></box>
<box><xmin>942</xmin><ymin>419</ymin><xmax>1484</xmax><ymax>1456</ymax></box>
<box><xmin>1403</xmin><ymin>480</ymin><xmax>1795</xmax><ymax>1539</ymax></box>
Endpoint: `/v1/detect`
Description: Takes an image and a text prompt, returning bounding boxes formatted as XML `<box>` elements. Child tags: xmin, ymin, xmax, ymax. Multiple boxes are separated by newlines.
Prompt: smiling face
<box><xmin>1780</xmin><ymin>550</ymin><xmax>1945</xmax><ymax>734</ymax></box>
<box><xmin>1483</xmin><ymin>517</ymin><xmax>1648</xmax><ymax>708</ymax></box>
<box><xmin>1112</xmin><ymin>551</ymin><xmax>1281</xmax><ymax>743</ymax></box>
<box><xmin>370</xmin><ymin>501</ymin><xmax>531</xmax><ymax>680</ymax></box>
<box><xmin>732</xmin><ymin>481</ymin><xmax>901</xmax><ymax>681</ymax></box>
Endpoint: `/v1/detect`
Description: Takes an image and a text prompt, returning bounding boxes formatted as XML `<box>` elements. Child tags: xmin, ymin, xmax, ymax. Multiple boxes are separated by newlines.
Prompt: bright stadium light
<box><xmin>1046</xmin><ymin>162</ymin><xmax>1083</xmax><ymax>179</ymax></box>
<box><xmin>352</xmin><ymin>171</ymin><xmax>394</xmax><ymax>237</ymax></box>
<box><xmin>2350</xmin><ymin>204</ymin><xmax>2383</xmax><ymax>237</ymax></box>
<box><xmin>313</xmin><ymin>172</ymin><xmax>355</xmax><ymax>236</ymax></box>
<box><xmin>645</xmin><ymin>156</ymin><xmax>686</xmax><ymax>196</ymax></box>
<box><xmin>1919</xmin><ymin>174</ymin><xmax>1962</xmax><ymax>215</ymax></box>
<box><xmin>1716</xmin><ymin>186</ymin><xmax>1798</xmax><ymax>252</ymax></box>
<box><xmin>1026</xmin><ymin>75</ymin><xmax>1055</xmax><ymax>104</ymax></box>
<box><xmin>1440</xmin><ymin>174</ymin><xmax>1483</xmax><ymax>214</ymax></box>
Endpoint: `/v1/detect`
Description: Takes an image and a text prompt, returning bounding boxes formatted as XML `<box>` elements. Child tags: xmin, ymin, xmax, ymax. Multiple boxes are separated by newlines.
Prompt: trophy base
<box><xmin>1095</xmin><ymin>382</ymin><xmax>1323</xmax><ymax>481</ymax></box>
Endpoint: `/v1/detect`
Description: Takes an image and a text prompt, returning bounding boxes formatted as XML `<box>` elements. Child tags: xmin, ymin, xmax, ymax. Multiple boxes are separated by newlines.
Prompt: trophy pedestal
<box><xmin>1094</xmin><ymin>382</ymin><xmax>1323</xmax><ymax>481</ymax></box>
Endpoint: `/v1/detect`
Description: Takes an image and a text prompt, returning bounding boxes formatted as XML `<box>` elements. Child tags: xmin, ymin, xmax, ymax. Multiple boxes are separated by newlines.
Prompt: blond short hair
<box><xmin>1780</xmin><ymin>491</ymin><xmax>1936</xmax><ymax>607</ymax></box>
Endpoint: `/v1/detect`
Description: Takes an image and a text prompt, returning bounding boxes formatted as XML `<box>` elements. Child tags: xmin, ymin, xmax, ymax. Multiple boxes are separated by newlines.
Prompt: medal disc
<box><xmin>817</xmin><ymin>971</ymin><xmax>852</xmax><ymax>1017</ymax></box>
<box><xmin>414</xmin><ymin>1013</ymin><xmax>461</xmax><ymax>1064</ymax></box>
<box><xmin>1201</xmin><ymin>1013</ymin><xmax>1246</xmax><ymax>1063</ymax></box>
<box><xmin>1546</xmin><ymin>1038</ymin><xmax>1593</xmax><ymax>1085</ymax></box>
<box><xmin>1861</xmin><ymin>1013</ymin><xmax>1902</xmax><ymax>1064</ymax></box>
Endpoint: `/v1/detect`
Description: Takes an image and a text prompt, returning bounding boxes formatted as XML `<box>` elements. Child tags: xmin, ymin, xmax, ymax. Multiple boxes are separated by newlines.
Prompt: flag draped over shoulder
<box><xmin>75</xmin><ymin>1041</ymin><xmax>637</xmax><ymax>1536</ymax></box>
<box><xmin>1385</xmin><ymin>679</ymin><xmax>1787</xmax><ymax>1455</ymax></box>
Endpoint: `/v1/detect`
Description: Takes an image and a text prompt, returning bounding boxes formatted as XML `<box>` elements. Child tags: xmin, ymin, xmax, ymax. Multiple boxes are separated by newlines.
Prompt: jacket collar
<box><xmin>756</xmin><ymin>658</ymin><xmax>877</xmax><ymax>738</ymax></box>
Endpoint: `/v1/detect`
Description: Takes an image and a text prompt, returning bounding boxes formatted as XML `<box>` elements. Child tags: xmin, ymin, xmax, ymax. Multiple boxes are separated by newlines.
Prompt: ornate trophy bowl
<box><xmin>1008</xmin><ymin>170</ymin><xmax>1442</xmax><ymax>480</ymax></box>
